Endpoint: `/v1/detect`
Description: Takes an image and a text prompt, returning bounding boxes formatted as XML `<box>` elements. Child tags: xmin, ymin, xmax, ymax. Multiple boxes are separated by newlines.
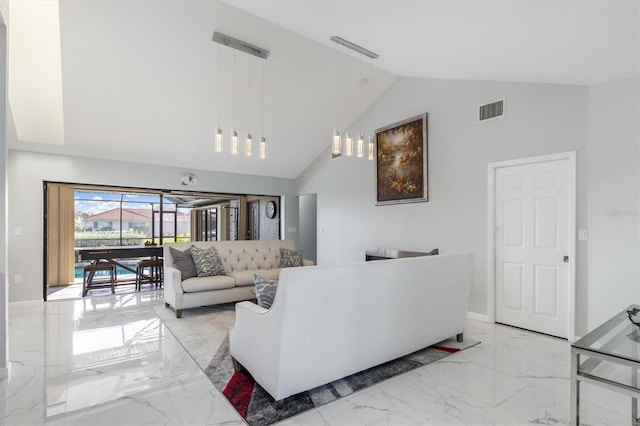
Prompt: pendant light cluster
<box><xmin>330</xmin><ymin>36</ymin><xmax>379</xmax><ymax>161</ymax></box>
<box><xmin>212</xmin><ymin>32</ymin><xmax>269</xmax><ymax>159</ymax></box>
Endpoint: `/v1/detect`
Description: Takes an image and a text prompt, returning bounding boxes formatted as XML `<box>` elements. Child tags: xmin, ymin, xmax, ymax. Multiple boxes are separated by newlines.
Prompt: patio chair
<box><xmin>83</xmin><ymin>262</ymin><xmax>116</xmax><ymax>296</ymax></box>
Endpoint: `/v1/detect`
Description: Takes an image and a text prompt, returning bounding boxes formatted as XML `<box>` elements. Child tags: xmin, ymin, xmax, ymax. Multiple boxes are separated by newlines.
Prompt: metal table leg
<box><xmin>633</xmin><ymin>365</ymin><xmax>639</xmax><ymax>426</ymax></box>
<box><xmin>571</xmin><ymin>351</ymin><xmax>580</xmax><ymax>425</ymax></box>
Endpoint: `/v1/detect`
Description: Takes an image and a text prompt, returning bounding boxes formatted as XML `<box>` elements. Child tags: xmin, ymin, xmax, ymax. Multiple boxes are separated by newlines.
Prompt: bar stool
<box><xmin>83</xmin><ymin>262</ymin><xmax>116</xmax><ymax>297</ymax></box>
<box><xmin>136</xmin><ymin>258</ymin><xmax>163</xmax><ymax>291</ymax></box>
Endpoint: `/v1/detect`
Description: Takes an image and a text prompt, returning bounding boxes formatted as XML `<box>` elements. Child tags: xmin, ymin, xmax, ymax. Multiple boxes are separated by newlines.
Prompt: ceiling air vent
<box><xmin>478</xmin><ymin>98</ymin><xmax>505</xmax><ymax>122</ymax></box>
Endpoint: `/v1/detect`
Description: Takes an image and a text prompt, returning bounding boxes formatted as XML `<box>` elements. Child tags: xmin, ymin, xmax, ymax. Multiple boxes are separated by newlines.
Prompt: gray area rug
<box><xmin>205</xmin><ymin>335</ymin><xmax>480</xmax><ymax>426</ymax></box>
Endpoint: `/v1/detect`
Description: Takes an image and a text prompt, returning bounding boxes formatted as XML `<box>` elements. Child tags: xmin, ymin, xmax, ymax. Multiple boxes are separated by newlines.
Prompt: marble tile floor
<box><xmin>47</xmin><ymin>280</ymin><xmax>160</xmax><ymax>301</ymax></box>
<box><xmin>1</xmin><ymin>291</ymin><xmax>634</xmax><ymax>425</ymax></box>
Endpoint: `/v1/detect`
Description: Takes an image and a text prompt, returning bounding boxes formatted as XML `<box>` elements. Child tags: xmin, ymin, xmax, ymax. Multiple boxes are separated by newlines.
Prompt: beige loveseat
<box><xmin>163</xmin><ymin>240</ymin><xmax>312</xmax><ymax>318</ymax></box>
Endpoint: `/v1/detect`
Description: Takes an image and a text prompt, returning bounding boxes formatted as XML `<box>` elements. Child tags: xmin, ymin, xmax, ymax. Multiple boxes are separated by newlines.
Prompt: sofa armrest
<box><xmin>229</xmin><ymin>301</ymin><xmax>283</xmax><ymax>399</ymax></box>
<box><xmin>163</xmin><ymin>266</ymin><xmax>184</xmax><ymax>309</ymax></box>
<box><xmin>235</xmin><ymin>300</ymin><xmax>268</xmax><ymax>314</ymax></box>
<box><xmin>303</xmin><ymin>259</ymin><xmax>314</xmax><ymax>266</ymax></box>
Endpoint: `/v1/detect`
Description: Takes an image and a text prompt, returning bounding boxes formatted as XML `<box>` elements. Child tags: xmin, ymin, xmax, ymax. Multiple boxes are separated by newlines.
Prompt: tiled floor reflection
<box><xmin>1</xmin><ymin>291</ymin><xmax>633</xmax><ymax>425</ymax></box>
<box><xmin>47</xmin><ymin>281</ymin><xmax>160</xmax><ymax>301</ymax></box>
<box><xmin>5</xmin><ymin>292</ymin><xmax>242</xmax><ymax>426</ymax></box>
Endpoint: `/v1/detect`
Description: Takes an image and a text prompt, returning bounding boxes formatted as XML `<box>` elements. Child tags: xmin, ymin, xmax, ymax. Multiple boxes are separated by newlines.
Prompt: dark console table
<box><xmin>76</xmin><ymin>245</ymin><xmax>163</xmax><ymax>286</ymax></box>
<box><xmin>365</xmin><ymin>248</ymin><xmax>438</xmax><ymax>261</ymax></box>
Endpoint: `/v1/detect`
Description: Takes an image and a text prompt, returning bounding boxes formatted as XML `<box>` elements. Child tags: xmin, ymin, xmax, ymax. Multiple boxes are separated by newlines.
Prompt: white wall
<box><xmin>297</xmin><ymin>76</ymin><xmax>592</xmax><ymax>331</ymax></box>
<box><xmin>298</xmin><ymin>194</ymin><xmax>317</xmax><ymax>263</ymax></box>
<box><xmin>586</xmin><ymin>77</ymin><xmax>640</xmax><ymax>330</ymax></box>
<box><xmin>7</xmin><ymin>0</ymin><xmax>395</xmax><ymax>180</ymax></box>
<box><xmin>0</xmin><ymin>15</ymin><xmax>9</xmax><ymax>377</ymax></box>
<box><xmin>7</xmin><ymin>150</ymin><xmax>297</xmax><ymax>302</ymax></box>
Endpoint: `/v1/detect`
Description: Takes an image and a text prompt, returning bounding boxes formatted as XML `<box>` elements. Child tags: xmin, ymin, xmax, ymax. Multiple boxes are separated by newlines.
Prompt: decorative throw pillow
<box><xmin>253</xmin><ymin>273</ymin><xmax>278</xmax><ymax>309</ymax></box>
<box><xmin>190</xmin><ymin>245</ymin><xmax>226</xmax><ymax>277</ymax></box>
<box><xmin>169</xmin><ymin>247</ymin><xmax>198</xmax><ymax>280</ymax></box>
<box><xmin>279</xmin><ymin>248</ymin><xmax>303</xmax><ymax>268</ymax></box>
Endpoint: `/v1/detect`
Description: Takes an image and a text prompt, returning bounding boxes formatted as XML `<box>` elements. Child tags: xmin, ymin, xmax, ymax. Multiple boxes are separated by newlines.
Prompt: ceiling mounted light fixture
<box><xmin>245</xmin><ymin>55</ymin><xmax>252</xmax><ymax>157</ymax></box>
<box><xmin>332</xmin><ymin>41</ymin><xmax>341</xmax><ymax>158</ymax></box>
<box><xmin>356</xmin><ymin>53</ymin><xmax>365</xmax><ymax>158</ymax></box>
<box><xmin>260</xmin><ymin>57</ymin><xmax>267</xmax><ymax>159</ymax></box>
<box><xmin>231</xmin><ymin>49</ymin><xmax>238</xmax><ymax>155</ymax></box>
<box><xmin>329</xmin><ymin>36</ymin><xmax>378</xmax><ymax>161</ymax></box>
<box><xmin>212</xmin><ymin>31</ymin><xmax>269</xmax><ymax>160</ymax></box>
<box><xmin>215</xmin><ymin>42</ymin><xmax>224</xmax><ymax>152</ymax></box>
<box><xmin>367</xmin><ymin>55</ymin><xmax>375</xmax><ymax>161</ymax></box>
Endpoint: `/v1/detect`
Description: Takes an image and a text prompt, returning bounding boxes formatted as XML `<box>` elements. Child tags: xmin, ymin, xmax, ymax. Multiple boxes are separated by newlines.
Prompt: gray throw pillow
<box><xmin>190</xmin><ymin>245</ymin><xmax>226</xmax><ymax>277</ymax></box>
<box><xmin>280</xmin><ymin>248</ymin><xmax>303</xmax><ymax>268</ymax></box>
<box><xmin>253</xmin><ymin>273</ymin><xmax>278</xmax><ymax>309</ymax></box>
<box><xmin>169</xmin><ymin>247</ymin><xmax>198</xmax><ymax>280</ymax></box>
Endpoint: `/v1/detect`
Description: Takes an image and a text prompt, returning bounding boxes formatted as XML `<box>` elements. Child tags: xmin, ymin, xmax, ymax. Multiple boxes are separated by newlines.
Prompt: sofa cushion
<box><xmin>253</xmin><ymin>273</ymin><xmax>278</xmax><ymax>309</ymax></box>
<box><xmin>190</xmin><ymin>245</ymin><xmax>226</xmax><ymax>277</ymax></box>
<box><xmin>280</xmin><ymin>248</ymin><xmax>303</xmax><ymax>268</ymax></box>
<box><xmin>181</xmin><ymin>275</ymin><xmax>236</xmax><ymax>292</ymax></box>
<box><xmin>169</xmin><ymin>247</ymin><xmax>198</xmax><ymax>280</ymax></box>
<box><xmin>228</xmin><ymin>269</ymin><xmax>280</xmax><ymax>287</ymax></box>
<box><xmin>255</xmin><ymin>269</ymin><xmax>280</xmax><ymax>282</ymax></box>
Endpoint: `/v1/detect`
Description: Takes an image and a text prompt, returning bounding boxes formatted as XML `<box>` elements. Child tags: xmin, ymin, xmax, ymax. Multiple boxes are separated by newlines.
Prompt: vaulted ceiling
<box><xmin>223</xmin><ymin>0</ymin><xmax>639</xmax><ymax>86</ymax></box>
<box><xmin>7</xmin><ymin>0</ymin><xmax>638</xmax><ymax>179</ymax></box>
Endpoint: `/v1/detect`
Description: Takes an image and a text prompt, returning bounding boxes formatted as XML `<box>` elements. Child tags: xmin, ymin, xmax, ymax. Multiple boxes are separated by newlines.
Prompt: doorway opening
<box><xmin>44</xmin><ymin>182</ymin><xmax>281</xmax><ymax>301</ymax></box>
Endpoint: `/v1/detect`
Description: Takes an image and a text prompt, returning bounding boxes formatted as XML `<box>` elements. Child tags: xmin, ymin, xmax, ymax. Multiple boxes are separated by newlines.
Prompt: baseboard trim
<box><xmin>467</xmin><ymin>311</ymin><xmax>490</xmax><ymax>323</ymax></box>
<box><xmin>8</xmin><ymin>300</ymin><xmax>43</xmax><ymax>308</ymax></box>
<box><xmin>0</xmin><ymin>362</ymin><xmax>11</xmax><ymax>379</ymax></box>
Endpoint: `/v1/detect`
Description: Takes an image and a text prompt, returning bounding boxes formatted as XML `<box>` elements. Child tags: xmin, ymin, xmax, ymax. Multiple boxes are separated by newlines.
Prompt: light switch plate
<box><xmin>578</xmin><ymin>229</ymin><xmax>588</xmax><ymax>241</ymax></box>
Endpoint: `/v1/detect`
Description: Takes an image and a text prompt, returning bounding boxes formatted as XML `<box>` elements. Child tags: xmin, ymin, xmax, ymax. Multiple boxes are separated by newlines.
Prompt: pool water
<box><xmin>74</xmin><ymin>265</ymin><xmax>136</xmax><ymax>279</ymax></box>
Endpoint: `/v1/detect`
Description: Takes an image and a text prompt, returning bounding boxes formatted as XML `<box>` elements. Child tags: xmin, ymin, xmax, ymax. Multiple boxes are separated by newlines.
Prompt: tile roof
<box><xmin>83</xmin><ymin>208</ymin><xmax>189</xmax><ymax>222</ymax></box>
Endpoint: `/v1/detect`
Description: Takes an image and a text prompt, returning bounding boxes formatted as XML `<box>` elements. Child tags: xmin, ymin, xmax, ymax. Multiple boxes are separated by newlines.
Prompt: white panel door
<box><xmin>495</xmin><ymin>159</ymin><xmax>570</xmax><ymax>338</ymax></box>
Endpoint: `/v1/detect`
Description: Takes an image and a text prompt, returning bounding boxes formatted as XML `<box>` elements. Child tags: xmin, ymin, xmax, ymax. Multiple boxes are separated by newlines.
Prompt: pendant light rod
<box><xmin>213</xmin><ymin>32</ymin><xmax>269</xmax><ymax>60</ymax></box>
<box><xmin>330</xmin><ymin>36</ymin><xmax>379</xmax><ymax>59</ymax></box>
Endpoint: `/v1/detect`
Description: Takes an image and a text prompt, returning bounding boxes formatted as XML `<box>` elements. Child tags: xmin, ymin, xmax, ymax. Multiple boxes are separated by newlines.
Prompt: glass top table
<box><xmin>571</xmin><ymin>305</ymin><xmax>640</xmax><ymax>425</ymax></box>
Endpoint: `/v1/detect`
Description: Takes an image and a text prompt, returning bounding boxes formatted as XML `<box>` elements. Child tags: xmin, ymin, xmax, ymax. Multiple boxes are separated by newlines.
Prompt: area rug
<box><xmin>205</xmin><ymin>336</ymin><xmax>479</xmax><ymax>426</ymax></box>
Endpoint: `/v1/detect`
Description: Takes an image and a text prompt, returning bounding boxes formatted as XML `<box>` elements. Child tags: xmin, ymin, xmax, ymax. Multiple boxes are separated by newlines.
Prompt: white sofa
<box><xmin>229</xmin><ymin>253</ymin><xmax>473</xmax><ymax>403</ymax></box>
<box><xmin>163</xmin><ymin>240</ymin><xmax>312</xmax><ymax>318</ymax></box>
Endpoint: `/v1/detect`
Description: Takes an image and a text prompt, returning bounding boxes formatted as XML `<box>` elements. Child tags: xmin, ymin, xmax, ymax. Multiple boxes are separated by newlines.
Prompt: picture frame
<box><xmin>375</xmin><ymin>113</ymin><xmax>428</xmax><ymax>205</ymax></box>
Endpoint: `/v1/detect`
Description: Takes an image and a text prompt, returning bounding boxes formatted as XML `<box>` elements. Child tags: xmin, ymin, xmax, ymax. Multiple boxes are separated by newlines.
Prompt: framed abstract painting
<box><xmin>375</xmin><ymin>113</ymin><xmax>428</xmax><ymax>205</ymax></box>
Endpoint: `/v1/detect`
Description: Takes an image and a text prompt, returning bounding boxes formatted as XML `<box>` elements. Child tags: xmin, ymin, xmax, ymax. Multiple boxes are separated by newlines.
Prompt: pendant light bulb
<box><xmin>345</xmin><ymin>131</ymin><xmax>353</xmax><ymax>157</ymax></box>
<box><xmin>245</xmin><ymin>133</ymin><xmax>253</xmax><ymax>156</ymax></box>
<box><xmin>260</xmin><ymin>135</ymin><xmax>267</xmax><ymax>159</ymax></box>
<box><xmin>357</xmin><ymin>133</ymin><xmax>365</xmax><ymax>158</ymax></box>
<box><xmin>367</xmin><ymin>136</ymin><xmax>375</xmax><ymax>160</ymax></box>
<box><xmin>231</xmin><ymin>129</ymin><xmax>239</xmax><ymax>154</ymax></box>
<box><xmin>332</xmin><ymin>129</ymin><xmax>341</xmax><ymax>155</ymax></box>
<box><xmin>215</xmin><ymin>127</ymin><xmax>224</xmax><ymax>152</ymax></box>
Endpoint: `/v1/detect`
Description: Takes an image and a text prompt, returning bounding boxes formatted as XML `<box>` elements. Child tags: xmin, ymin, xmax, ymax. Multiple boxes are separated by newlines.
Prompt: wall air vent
<box><xmin>478</xmin><ymin>98</ymin><xmax>505</xmax><ymax>122</ymax></box>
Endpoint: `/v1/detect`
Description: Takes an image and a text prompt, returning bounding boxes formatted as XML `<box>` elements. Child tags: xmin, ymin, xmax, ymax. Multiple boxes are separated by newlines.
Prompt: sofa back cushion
<box><xmin>169</xmin><ymin>247</ymin><xmax>198</xmax><ymax>280</ymax></box>
<box><xmin>164</xmin><ymin>240</ymin><xmax>296</xmax><ymax>273</ymax></box>
<box><xmin>279</xmin><ymin>248</ymin><xmax>303</xmax><ymax>268</ymax></box>
<box><xmin>190</xmin><ymin>245</ymin><xmax>226</xmax><ymax>277</ymax></box>
<box><xmin>252</xmin><ymin>273</ymin><xmax>279</xmax><ymax>309</ymax></box>
<box><xmin>214</xmin><ymin>240</ymin><xmax>295</xmax><ymax>272</ymax></box>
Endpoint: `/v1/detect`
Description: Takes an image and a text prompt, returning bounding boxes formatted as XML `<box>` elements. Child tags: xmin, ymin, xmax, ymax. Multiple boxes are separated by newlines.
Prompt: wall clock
<box><xmin>266</xmin><ymin>201</ymin><xmax>277</xmax><ymax>219</ymax></box>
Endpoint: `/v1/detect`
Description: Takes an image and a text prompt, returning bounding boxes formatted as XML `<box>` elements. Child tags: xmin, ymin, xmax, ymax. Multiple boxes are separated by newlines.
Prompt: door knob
<box><xmin>563</xmin><ymin>256</ymin><xmax>569</xmax><ymax>263</ymax></box>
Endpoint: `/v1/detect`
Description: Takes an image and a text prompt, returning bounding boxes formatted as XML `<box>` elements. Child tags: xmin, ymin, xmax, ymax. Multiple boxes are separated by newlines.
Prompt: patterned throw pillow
<box><xmin>190</xmin><ymin>245</ymin><xmax>226</xmax><ymax>277</ymax></box>
<box><xmin>253</xmin><ymin>273</ymin><xmax>278</xmax><ymax>309</ymax></box>
<box><xmin>279</xmin><ymin>248</ymin><xmax>303</xmax><ymax>268</ymax></box>
<box><xmin>169</xmin><ymin>247</ymin><xmax>198</xmax><ymax>280</ymax></box>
